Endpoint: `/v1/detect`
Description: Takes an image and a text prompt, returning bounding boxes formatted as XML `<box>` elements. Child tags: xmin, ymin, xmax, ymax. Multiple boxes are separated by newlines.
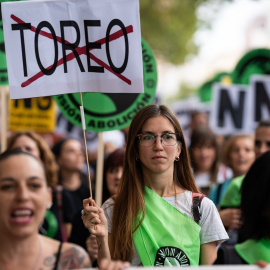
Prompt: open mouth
<box><xmin>11</xmin><ymin>209</ymin><xmax>33</xmax><ymax>224</ymax></box>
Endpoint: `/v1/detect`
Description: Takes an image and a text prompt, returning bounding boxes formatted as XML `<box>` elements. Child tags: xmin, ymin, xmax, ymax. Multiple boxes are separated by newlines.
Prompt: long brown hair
<box><xmin>110</xmin><ymin>104</ymin><xmax>199</xmax><ymax>261</ymax></box>
<box><xmin>7</xmin><ymin>131</ymin><xmax>59</xmax><ymax>187</ymax></box>
<box><xmin>189</xmin><ymin>126</ymin><xmax>219</xmax><ymax>185</ymax></box>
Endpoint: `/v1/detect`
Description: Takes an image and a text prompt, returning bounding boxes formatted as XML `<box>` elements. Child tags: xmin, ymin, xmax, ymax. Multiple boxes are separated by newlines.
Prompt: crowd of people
<box><xmin>1</xmin><ymin>104</ymin><xmax>270</xmax><ymax>269</ymax></box>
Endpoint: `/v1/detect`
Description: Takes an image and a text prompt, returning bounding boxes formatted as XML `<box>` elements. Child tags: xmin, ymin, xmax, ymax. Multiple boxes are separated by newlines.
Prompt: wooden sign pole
<box><xmin>95</xmin><ymin>132</ymin><xmax>104</xmax><ymax>207</ymax></box>
<box><xmin>0</xmin><ymin>86</ymin><xmax>8</xmax><ymax>153</ymax></box>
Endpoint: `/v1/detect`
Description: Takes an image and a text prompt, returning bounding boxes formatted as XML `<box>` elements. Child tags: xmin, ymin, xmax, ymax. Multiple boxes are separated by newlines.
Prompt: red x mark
<box><xmin>11</xmin><ymin>14</ymin><xmax>133</xmax><ymax>88</ymax></box>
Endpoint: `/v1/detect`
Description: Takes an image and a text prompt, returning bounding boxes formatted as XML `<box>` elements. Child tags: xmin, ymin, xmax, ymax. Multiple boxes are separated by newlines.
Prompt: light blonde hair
<box><xmin>222</xmin><ymin>133</ymin><xmax>254</xmax><ymax>169</ymax></box>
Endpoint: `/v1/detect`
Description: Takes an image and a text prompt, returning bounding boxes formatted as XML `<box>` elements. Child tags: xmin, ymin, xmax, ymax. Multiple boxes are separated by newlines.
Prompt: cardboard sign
<box><xmin>9</xmin><ymin>96</ymin><xmax>56</xmax><ymax>132</ymax></box>
<box><xmin>2</xmin><ymin>0</ymin><xmax>143</xmax><ymax>99</ymax></box>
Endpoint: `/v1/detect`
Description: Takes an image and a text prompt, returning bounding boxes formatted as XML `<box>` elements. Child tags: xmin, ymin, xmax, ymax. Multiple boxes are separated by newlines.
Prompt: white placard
<box><xmin>210</xmin><ymin>82</ymin><xmax>252</xmax><ymax>135</ymax></box>
<box><xmin>210</xmin><ymin>75</ymin><xmax>270</xmax><ymax>135</ymax></box>
<box><xmin>2</xmin><ymin>0</ymin><xmax>143</xmax><ymax>99</ymax></box>
<box><xmin>250</xmin><ymin>74</ymin><xmax>270</xmax><ymax>130</ymax></box>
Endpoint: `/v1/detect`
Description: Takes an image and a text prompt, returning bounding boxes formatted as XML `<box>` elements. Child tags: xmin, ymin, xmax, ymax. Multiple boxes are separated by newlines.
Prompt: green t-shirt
<box><xmin>235</xmin><ymin>238</ymin><xmax>270</xmax><ymax>264</ymax></box>
<box><xmin>219</xmin><ymin>175</ymin><xmax>245</xmax><ymax>208</ymax></box>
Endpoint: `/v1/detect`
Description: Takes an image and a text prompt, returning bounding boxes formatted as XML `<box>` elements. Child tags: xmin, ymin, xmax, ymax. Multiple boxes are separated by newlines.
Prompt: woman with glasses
<box><xmin>82</xmin><ymin>104</ymin><xmax>228</xmax><ymax>266</ymax></box>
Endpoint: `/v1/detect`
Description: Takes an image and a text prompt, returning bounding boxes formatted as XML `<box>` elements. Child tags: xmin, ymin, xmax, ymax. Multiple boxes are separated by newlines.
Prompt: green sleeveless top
<box><xmin>219</xmin><ymin>175</ymin><xmax>244</xmax><ymax>208</ymax></box>
<box><xmin>133</xmin><ymin>187</ymin><xmax>201</xmax><ymax>266</ymax></box>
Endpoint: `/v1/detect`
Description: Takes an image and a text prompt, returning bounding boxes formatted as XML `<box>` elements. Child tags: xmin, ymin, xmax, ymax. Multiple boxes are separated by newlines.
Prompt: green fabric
<box><xmin>133</xmin><ymin>187</ymin><xmax>201</xmax><ymax>266</ymax></box>
<box><xmin>219</xmin><ymin>175</ymin><xmax>245</xmax><ymax>208</ymax></box>
<box><xmin>235</xmin><ymin>238</ymin><xmax>270</xmax><ymax>264</ymax></box>
<box><xmin>44</xmin><ymin>209</ymin><xmax>58</xmax><ymax>238</ymax></box>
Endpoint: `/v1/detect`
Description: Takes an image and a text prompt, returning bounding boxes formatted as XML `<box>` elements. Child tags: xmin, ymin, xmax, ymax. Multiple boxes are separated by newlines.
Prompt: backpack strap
<box><xmin>55</xmin><ymin>185</ymin><xmax>67</xmax><ymax>242</ymax></box>
<box><xmin>192</xmin><ymin>193</ymin><xmax>205</xmax><ymax>224</ymax></box>
<box><xmin>216</xmin><ymin>183</ymin><xmax>223</xmax><ymax>205</ymax></box>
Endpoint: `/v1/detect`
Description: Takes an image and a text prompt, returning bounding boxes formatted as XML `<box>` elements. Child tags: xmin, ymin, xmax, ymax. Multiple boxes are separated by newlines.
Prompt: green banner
<box><xmin>197</xmin><ymin>48</ymin><xmax>270</xmax><ymax>102</ymax></box>
<box><xmin>231</xmin><ymin>48</ymin><xmax>270</xmax><ymax>85</ymax></box>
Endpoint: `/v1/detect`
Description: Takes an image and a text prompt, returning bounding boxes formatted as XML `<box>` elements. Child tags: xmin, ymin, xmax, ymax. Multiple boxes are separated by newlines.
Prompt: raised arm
<box><xmin>82</xmin><ymin>198</ymin><xmax>111</xmax><ymax>263</ymax></box>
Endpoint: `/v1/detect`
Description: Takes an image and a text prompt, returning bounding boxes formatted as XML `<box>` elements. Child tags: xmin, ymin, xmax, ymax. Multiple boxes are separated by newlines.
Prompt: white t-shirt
<box><xmin>102</xmin><ymin>190</ymin><xmax>228</xmax><ymax>266</ymax></box>
<box><xmin>194</xmin><ymin>165</ymin><xmax>233</xmax><ymax>188</ymax></box>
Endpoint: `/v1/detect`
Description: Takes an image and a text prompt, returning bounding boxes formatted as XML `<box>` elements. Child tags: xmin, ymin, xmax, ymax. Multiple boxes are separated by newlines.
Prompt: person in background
<box><xmin>184</xmin><ymin>110</ymin><xmax>209</xmax><ymax>147</ymax></box>
<box><xmin>52</xmin><ymin>137</ymin><xmax>91</xmax><ymax>235</ymax></box>
<box><xmin>120</xmin><ymin>126</ymin><xmax>130</xmax><ymax>147</ymax></box>
<box><xmin>69</xmin><ymin>148</ymin><xmax>125</xmax><ymax>266</ymax></box>
<box><xmin>219</xmin><ymin>119</ymin><xmax>270</xmax><ymax>210</ymax></box>
<box><xmin>7</xmin><ymin>131</ymin><xmax>75</xmax><ymax>242</ymax></box>
<box><xmin>189</xmin><ymin>126</ymin><xmax>232</xmax><ymax>196</ymax></box>
<box><xmin>189</xmin><ymin>110</ymin><xmax>209</xmax><ymax>132</ymax></box>
<box><xmin>209</xmin><ymin>133</ymin><xmax>255</xmax><ymax>245</ymax></box>
<box><xmin>214</xmin><ymin>151</ymin><xmax>270</xmax><ymax>265</ymax></box>
<box><xmin>100</xmin><ymin>147</ymin><xmax>125</xmax><ymax>202</ymax></box>
<box><xmin>82</xmin><ymin>104</ymin><xmax>228</xmax><ymax>266</ymax></box>
<box><xmin>0</xmin><ymin>149</ymin><xmax>91</xmax><ymax>269</ymax></box>
<box><xmin>254</xmin><ymin>119</ymin><xmax>270</xmax><ymax>158</ymax></box>
<box><xmin>209</xmin><ymin>133</ymin><xmax>255</xmax><ymax>206</ymax></box>
<box><xmin>7</xmin><ymin>132</ymin><xmax>58</xmax><ymax>188</ymax></box>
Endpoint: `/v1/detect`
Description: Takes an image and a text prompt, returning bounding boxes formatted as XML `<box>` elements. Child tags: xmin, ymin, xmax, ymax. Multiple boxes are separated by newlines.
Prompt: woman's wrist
<box><xmin>96</xmin><ymin>234</ymin><xmax>111</xmax><ymax>260</ymax></box>
<box><xmin>96</xmin><ymin>235</ymin><xmax>108</xmax><ymax>245</ymax></box>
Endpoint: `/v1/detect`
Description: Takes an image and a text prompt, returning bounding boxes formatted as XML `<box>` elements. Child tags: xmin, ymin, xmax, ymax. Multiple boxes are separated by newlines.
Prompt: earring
<box><xmin>47</xmin><ymin>202</ymin><xmax>53</xmax><ymax>209</ymax></box>
<box><xmin>136</xmin><ymin>157</ymin><xmax>139</xmax><ymax>162</ymax></box>
<box><xmin>175</xmin><ymin>156</ymin><xmax>179</xmax><ymax>161</ymax></box>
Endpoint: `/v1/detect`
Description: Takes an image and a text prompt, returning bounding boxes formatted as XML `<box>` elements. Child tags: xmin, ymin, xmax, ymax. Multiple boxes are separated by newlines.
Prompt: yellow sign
<box><xmin>9</xmin><ymin>96</ymin><xmax>56</xmax><ymax>132</ymax></box>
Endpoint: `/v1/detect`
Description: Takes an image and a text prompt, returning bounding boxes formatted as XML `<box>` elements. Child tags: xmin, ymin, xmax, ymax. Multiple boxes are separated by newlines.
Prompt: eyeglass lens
<box><xmin>139</xmin><ymin>133</ymin><xmax>178</xmax><ymax>146</ymax></box>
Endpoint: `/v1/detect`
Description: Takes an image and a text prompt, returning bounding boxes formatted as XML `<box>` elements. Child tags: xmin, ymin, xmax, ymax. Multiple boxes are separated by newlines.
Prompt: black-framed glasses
<box><xmin>136</xmin><ymin>133</ymin><xmax>180</xmax><ymax>147</ymax></box>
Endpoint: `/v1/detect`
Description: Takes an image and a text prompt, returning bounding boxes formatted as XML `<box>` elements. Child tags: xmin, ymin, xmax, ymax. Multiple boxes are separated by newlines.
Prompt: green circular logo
<box><xmin>197</xmin><ymin>72</ymin><xmax>231</xmax><ymax>102</ymax></box>
<box><xmin>54</xmin><ymin>38</ymin><xmax>157</xmax><ymax>132</ymax></box>
<box><xmin>232</xmin><ymin>48</ymin><xmax>270</xmax><ymax>85</ymax></box>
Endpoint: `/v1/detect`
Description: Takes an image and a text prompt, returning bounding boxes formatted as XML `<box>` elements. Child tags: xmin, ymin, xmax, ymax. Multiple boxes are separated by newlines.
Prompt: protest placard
<box><xmin>210</xmin><ymin>75</ymin><xmax>270</xmax><ymax>135</ymax></box>
<box><xmin>9</xmin><ymin>96</ymin><xmax>56</xmax><ymax>132</ymax></box>
<box><xmin>2</xmin><ymin>0</ymin><xmax>143</xmax><ymax>99</ymax></box>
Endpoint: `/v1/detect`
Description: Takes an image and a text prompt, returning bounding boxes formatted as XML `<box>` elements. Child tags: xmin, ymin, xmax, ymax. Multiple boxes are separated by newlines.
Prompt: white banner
<box><xmin>210</xmin><ymin>82</ymin><xmax>252</xmax><ymax>135</ymax></box>
<box><xmin>210</xmin><ymin>75</ymin><xmax>270</xmax><ymax>135</ymax></box>
<box><xmin>2</xmin><ymin>0</ymin><xmax>143</xmax><ymax>99</ymax></box>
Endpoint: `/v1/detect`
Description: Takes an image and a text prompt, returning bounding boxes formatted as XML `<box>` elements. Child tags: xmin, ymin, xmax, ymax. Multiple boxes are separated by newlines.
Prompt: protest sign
<box><xmin>54</xmin><ymin>38</ymin><xmax>157</xmax><ymax>132</ymax></box>
<box><xmin>210</xmin><ymin>75</ymin><xmax>270</xmax><ymax>135</ymax></box>
<box><xmin>2</xmin><ymin>0</ymin><xmax>143</xmax><ymax>99</ymax></box>
<box><xmin>9</xmin><ymin>96</ymin><xmax>56</xmax><ymax>132</ymax></box>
